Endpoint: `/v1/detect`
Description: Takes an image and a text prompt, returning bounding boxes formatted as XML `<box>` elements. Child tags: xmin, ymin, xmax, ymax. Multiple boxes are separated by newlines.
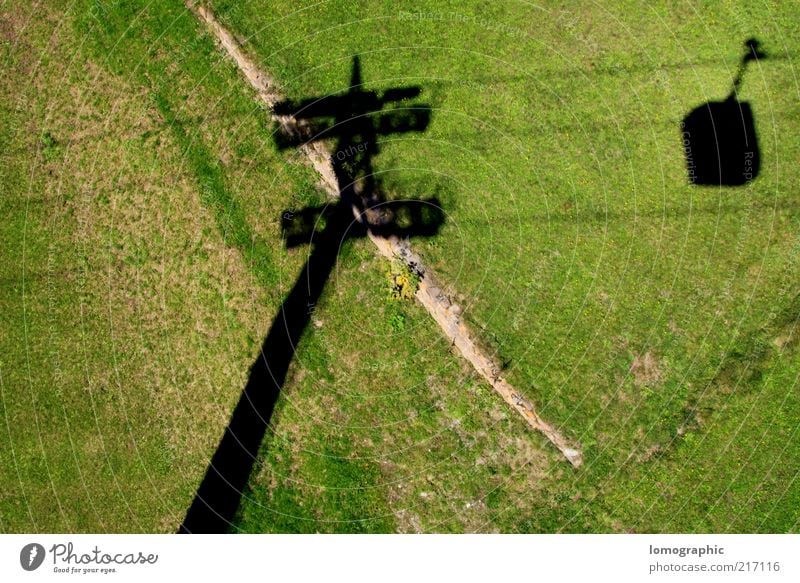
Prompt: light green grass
<box><xmin>207</xmin><ymin>0</ymin><xmax>800</xmax><ymax>531</ymax></box>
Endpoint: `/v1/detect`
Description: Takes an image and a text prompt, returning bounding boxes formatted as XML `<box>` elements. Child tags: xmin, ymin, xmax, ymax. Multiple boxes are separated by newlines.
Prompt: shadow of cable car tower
<box><xmin>180</xmin><ymin>56</ymin><xmax>443</xmax><ymax>533</ymax></box>
<box><xmin>682</xmin><ymin>38</ymin><xmax>767</xmax><ymax>186</ymax></box>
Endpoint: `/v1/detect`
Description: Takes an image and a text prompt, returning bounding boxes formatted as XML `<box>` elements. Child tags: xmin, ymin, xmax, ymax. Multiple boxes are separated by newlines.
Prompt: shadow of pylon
<box><xmin>179</xmin><ymin>56</ymin><xmax>444</xmax><ymax>533</ymax></box>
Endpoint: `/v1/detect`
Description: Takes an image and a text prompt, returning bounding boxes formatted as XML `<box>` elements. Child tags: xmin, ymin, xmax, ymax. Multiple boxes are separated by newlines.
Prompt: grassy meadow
<box><xmin>1</xmin><ymin>0</ymin><xmax>799</xmax><ymax>532</ymax></box>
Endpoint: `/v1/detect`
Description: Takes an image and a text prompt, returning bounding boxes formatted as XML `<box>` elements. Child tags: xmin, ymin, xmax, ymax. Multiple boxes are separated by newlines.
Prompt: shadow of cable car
<box><xmin>681</xmin><ymin>38</ymin><xmax>766</xmax><ymax>186</ymax></box>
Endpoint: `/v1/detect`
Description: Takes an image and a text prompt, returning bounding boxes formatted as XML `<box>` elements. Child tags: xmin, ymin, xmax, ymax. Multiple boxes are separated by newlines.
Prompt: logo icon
<box><xmin>20</xmin><ymin>543</ymin><xmax>46</xmax><ymax>571</ymax></box>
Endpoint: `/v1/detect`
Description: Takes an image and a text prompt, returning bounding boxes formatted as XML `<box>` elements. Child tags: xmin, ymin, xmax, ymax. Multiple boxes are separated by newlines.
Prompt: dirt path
<box><xmin>185</xmin><ymin>1</ymin><xmax>582</xmax><ymax>467</ymax></box>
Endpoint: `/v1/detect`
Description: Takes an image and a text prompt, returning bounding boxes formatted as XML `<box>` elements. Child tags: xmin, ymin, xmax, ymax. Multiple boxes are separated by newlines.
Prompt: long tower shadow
<box><xmin>180</xmin><ymin>57</ymin><xmax>443</xmax><ymax>533</ymax></box>
<box><xmin>681</xmin><ymin>38</ymin><xmax>767</xmax><ymax>186</ymax></box>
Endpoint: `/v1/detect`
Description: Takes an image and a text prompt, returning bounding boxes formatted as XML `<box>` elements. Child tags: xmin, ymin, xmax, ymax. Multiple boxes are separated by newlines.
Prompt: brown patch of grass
<box><xmin>0</xmin><ymin>13</ymin><xmax>20</xmax><ymax>42</ymax></box>
<box><xmin>630</xmin><ymin>350</ymin><xmax>664</xmax><ymax>387</ymax></box>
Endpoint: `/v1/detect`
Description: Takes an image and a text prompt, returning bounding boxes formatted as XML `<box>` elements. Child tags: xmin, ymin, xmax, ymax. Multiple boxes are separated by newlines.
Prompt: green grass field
<box><xmin>1</xmin><ymin>0</ymin><xmax>798</xmax><ymax>532</ymax></box>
